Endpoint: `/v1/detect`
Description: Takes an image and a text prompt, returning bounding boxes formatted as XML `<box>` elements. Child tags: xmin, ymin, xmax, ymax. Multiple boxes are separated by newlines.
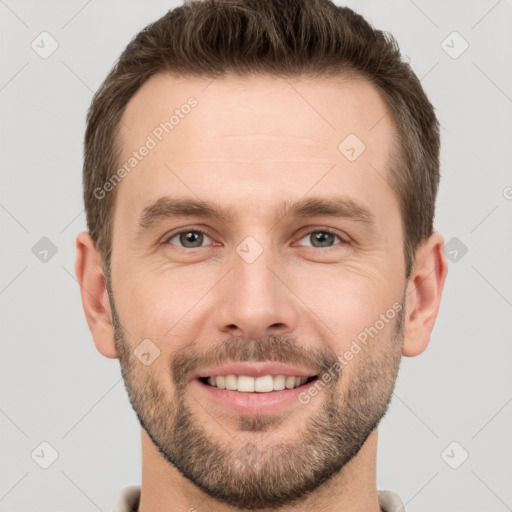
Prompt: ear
<box><xmin>75</xmin><ymin>232</ymin><xmax>118</xmax><ymax>359</ymax></box>
<box><xmin>402</xmin><ymin>232</ymin><xmax>449</xmax><ymax>357</ymax></box>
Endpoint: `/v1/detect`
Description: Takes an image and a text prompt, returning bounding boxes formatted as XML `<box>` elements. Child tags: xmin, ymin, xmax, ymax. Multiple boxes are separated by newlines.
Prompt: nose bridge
<box><xmin>235</xmin><ymin>236</ymin><xmax>276</xmax><ymax>301</ymax></box>
<box><xmin>215</xmin><ymin>234</ymin><xmax>297</xmax><ymax>338</ymax></box>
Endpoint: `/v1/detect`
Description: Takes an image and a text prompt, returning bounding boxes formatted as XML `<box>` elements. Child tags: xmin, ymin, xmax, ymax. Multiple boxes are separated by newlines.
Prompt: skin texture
<box><xmin>75</xmin><ymin>73</ymin><xmax>448</xmax><ymax>512</ymax></box>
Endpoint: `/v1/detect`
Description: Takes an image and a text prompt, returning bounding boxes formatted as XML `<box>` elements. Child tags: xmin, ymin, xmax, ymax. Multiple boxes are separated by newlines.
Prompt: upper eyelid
<box><xmin>164</xmin><ymin>226</ymin><xmax>215</xmax><ymax>244</ymax></box>
<box><xmin>295</xmin><ymin>226</ymin><xmax>348</xmax><ymax>241</ymax></box>
<box><xmin>164</xmin><ymin>226</ymin><xmax>348</xmax><ymax>246</ymax></box>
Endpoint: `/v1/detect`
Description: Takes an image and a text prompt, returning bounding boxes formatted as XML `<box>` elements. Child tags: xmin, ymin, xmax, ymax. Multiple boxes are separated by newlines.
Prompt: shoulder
<box><xmin>113</xmin><ymin>485</ymin><xmax>141</xmax><ymax>512</ymax></box>
<box><xmin>378</xmin><ymin>489</ymin><xmax>405</xmax><ymax>512</ymax></box>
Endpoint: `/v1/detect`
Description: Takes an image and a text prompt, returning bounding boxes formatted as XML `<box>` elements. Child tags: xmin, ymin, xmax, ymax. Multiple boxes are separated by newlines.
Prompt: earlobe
<box><xmin>75</xmin><ymin>232</ymin><xmax>118</xmax><ymax>359</ymax></box>
<box><xmin>402</xmin><ymin>232</ymin><xmax>449</xmax><ymax>357</ymax></box>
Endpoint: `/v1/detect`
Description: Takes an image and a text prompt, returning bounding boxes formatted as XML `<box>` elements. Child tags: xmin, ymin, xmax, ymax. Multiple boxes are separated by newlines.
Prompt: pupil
<box><xmin>313</xmin><ymin>231</ymin><xmax>333</xmax><ymax>247</ymax></box>
<box><xmin>181</xmin><ymin>231</ymin><xmax>202</xmax><ymax>247</ymax></box>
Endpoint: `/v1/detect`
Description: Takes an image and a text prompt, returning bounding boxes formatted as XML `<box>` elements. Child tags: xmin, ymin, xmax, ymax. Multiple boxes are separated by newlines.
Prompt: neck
<box><xmin>138</xmin><ymin>428</ymin><xmax>382</xmax><ymax>512</ymax></box>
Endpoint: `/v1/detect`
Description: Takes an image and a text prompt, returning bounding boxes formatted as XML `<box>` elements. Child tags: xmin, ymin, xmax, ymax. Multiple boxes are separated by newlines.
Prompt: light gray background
<box><xmin>1</xmin><ymin>1</ymin><xmax>511</xmax><ymax>511</ymax></box>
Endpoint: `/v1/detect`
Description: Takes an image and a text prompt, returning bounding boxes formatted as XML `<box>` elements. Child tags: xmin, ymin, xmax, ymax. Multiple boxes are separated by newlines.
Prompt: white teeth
<box><xmin>238</xmin><ymin>375</ymin><xmax>255</xmax><ymax>392</ymax></box>
<box><xmin>285</xmin><ymin>376</ymin><xmax>296</xmax><ymax>389</ymax></box>
<box><xmin>204</xmin><ymin>374</ymin><xmax>312</xmax><ymax>392</ymax></box>
<box><xmin>254</xmin><ymin>375</ymin><xmax>273</xmax><ymax>392</ymax></box>
<box><xmin>225</xmin><ymin>374</ymin><xmax>238</xmax><ymax>391</ymax></box>
<box><xmin>272</xmin><ymin>375</ymin><xmax>286</xmax><ymax>390</ymax></box>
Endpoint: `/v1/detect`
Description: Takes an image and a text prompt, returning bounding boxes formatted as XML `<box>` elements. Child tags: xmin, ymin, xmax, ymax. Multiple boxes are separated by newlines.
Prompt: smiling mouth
<box><xmin>197</xmin><ymin>374</ymin><xmax>319</xmax><ymax>393</ymax></box>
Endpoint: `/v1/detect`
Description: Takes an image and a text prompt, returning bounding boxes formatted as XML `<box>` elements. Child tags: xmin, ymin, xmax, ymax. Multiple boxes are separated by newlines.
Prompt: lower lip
<box><xmin>192</xmin><ymin>378</ymin><xmax>318</xmax><ymax>414</ymax></box>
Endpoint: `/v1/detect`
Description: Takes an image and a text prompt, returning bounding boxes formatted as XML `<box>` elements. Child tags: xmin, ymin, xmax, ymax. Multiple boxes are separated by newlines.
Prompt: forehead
<box><xmin>119</xmin><ymin>72</ymin><xmax>396</xmax><ymax>162</ymax></box>
<box><xmin>114</xmin><ymin>72</ymin><xmax>399</xmax><ymax>229</ymax></box>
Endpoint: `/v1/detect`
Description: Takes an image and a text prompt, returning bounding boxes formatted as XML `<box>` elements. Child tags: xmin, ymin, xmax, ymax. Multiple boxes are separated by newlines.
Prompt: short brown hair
<box><xmin>83</xmin><ymin>0</ymin><xmax>440</xmax><ymax>279</ymax></box>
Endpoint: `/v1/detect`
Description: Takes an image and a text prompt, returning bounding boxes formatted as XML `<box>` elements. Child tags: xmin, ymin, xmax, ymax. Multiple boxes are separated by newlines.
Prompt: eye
<box><xmin>296</xmin><ymin>229</ymin><xmax>346</xmax><ymax>248</ymax></box>
<box><xmin>164</xmin><ymin>227</ymin><xmax>348</xmax><ymax>250</ymax></box>
<box><xmin>166</xmin><ymin>229</ymin><xmax>213</xmax><ymax>249</ymax></box>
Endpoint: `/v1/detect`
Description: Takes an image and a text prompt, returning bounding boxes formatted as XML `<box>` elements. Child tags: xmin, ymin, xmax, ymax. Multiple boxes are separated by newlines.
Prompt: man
<box><xmin>75</xmin><ymin>0</ymin><xmax>448</xmax><ymax>510</ymax></box>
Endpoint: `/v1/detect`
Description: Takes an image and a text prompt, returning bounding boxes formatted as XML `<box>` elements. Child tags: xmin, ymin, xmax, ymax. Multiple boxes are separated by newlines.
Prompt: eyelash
<box><xmin>163</xmin><ymin>227</ymin><xmax>349</xmax><ymax>249</ymax></box>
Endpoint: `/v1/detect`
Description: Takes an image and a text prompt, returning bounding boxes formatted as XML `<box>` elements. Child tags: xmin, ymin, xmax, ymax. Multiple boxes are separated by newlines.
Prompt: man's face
<box><xmin>108</xmin><ymin>73</ymin><xmax>407</xmax><ymax>508</ymax></box>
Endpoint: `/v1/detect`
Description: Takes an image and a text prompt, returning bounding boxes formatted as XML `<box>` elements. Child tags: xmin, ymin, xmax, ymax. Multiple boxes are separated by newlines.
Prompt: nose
<box><xmin>214</xmin><ymin>243</ymin><xmax>298</xmax><ymax>340</ymax></box>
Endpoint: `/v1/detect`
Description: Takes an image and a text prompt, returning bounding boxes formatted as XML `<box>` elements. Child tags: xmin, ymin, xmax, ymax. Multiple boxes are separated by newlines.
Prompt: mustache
<box><xmin>171</xmin><ymin>334</ymin><xmax>340</xmax><ymax>388</ymax></box>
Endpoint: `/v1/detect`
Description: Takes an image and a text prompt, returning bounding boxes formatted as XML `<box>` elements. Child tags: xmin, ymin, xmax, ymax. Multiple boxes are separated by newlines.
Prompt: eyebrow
<box><xmin>136</xmin><ymin>194</ymin><xmax>375</xmax><ymax>234</ymax></box>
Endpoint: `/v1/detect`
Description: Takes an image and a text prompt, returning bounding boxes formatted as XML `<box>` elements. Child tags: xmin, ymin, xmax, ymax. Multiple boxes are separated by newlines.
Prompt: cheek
<box><xmin>113</xmin><ymin>247</ymin><xmax>402</xmax><ymax>355</ymax></box>
<box><xmin>115</xmin><ymin>265</ymin><xmax>216</xmax><ymax>343</ymax></box>
<box><xmin>289</xmin><ymin>268</ymin><xmax>403</xmax><ymax>378</ymax></box>
<box><xmin>290</xmin><ymin>266</ymin><xmax>393</xmax><ymax>334</ymax></box>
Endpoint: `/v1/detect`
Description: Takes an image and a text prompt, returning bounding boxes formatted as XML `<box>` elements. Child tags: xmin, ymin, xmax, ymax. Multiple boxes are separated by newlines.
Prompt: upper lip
<box><xmin>190</xmin><ymin>362</ymin><xmax>320</xmax><ymax>382</ymax></box>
